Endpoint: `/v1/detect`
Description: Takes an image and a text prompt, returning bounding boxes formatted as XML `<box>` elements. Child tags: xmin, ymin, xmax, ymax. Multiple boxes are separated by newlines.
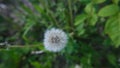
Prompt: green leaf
<box><xmin>112</xmin><ymin>0</ymin><xmax>119</xmax><ymax>5</ymax></box>
<box><xmin>92</xmin><ymin>0</ymin><xmax>106</xmax><ymax>4</ymax></box>
<box><xmin>31</xmin><ymin>61</ymin><xmax>42</xmax><ymax>68</ymax></box>
<box><xmin>22</xmin><ymin>19</ymin><xmax>35</xmax><ymax>41</ymax></box>
<box><xmin>34</xmin><ymin>4</ymin><xmax>44</xmax><ymax>14</ymax></box>
<box><xmin>75</xmin><ymin>14</ymin><xmax>87</xmax><ymax>26</ymax></box>
<box><xmin>84</xmin><ymin>3</ymin><xmax>95</xmax><ymax>14</ymax></box>
<box><xmin>75</xmin><ymin>14</ymin><xmax>87</xmax><ymax>36</ymax></box>
<box><xmin>104</xmin><ymin>13</ymin><xmax>120</xmax><ymax>47</ymax></box>
<box><xmin>76</xmin><ymin>23</ymin><xmax>85</xmax><ymax>36</ymax></box>
<box><xmin>80</xmin><ymin>54</ymin><xmax>92</xmax><ymax>68</ymax></box>
<box><xmin>98</xmin><ymin>4</ymin><xmax>119</xmax><ymax>17</ymax></box>
<box><xmin>89</xmin><ymin>14</ymin><xmax>98</xmax><ymax>26</ymax></box>
<box><xmin>107</xmin><ymin>54</ymin><xmax>117</xmax><ymax>66</ymax></box>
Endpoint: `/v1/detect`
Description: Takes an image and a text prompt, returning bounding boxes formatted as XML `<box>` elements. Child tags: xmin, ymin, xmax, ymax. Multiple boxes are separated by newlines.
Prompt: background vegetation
<box><xmin>0</xmin><ymin>0</ymin><xmax>120</xmax><ymax>68</ymax></box>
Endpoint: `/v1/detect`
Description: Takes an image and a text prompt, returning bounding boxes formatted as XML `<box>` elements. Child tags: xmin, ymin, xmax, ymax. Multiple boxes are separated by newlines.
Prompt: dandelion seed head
<box><xmin>44</xmin><ymin>28</ymin><xmax>67</xmax><ymax>52</ymax></box>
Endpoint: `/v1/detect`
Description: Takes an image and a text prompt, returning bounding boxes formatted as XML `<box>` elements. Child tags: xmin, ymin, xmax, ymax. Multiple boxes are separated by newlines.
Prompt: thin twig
<box><xmin>8</xmin><ymin>45</ymin><xmax>39</xmax><ymax>48</ymax></box>
<box><xmin>31</xmin><ymin>50</ymin><xmax>44</xmax><ymax>54</ymax></box>
<box><xmin>0</xmin><ymin>45</ymin><xmax>41</xmax><ymax>52</ymax></box>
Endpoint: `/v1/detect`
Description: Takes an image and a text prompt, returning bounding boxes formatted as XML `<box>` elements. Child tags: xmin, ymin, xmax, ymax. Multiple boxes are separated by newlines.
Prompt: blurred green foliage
<box><xmin>0</xmin><ymin>0</ymin><xmax>120</xmax><ymax>68</ymax></box>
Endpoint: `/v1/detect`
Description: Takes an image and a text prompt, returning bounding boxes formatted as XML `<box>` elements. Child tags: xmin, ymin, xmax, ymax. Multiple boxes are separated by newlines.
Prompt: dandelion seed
<box><xmin>43</xmin><ymin>28</ymin><xmax>68</xmax><ymax>52</ymax></box>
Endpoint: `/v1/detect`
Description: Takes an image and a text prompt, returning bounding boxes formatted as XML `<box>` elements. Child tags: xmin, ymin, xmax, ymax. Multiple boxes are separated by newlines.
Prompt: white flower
<box><xmin>43</xmin><ymin>28</ymin><xmax>68</xmax><ymax>52</ymax></box>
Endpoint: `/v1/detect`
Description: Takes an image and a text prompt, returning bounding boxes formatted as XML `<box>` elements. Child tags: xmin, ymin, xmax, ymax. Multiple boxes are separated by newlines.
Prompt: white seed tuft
<box><xmin>43</xmin><ymin>28</ymin><xmax>68</xmax><ymax>52</ymax></box>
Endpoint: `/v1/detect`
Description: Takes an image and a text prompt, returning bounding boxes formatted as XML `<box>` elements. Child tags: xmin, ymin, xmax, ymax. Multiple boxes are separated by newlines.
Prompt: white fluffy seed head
<box><xmin>43</xmin><ymin>28</ymin><xmax>68</xmax><ymax>52</ymax></box>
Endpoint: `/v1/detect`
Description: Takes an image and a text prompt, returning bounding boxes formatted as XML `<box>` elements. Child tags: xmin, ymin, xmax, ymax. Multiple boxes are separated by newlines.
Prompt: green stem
<box><xmin>40</xmin><ymin>0</ymin><xmax>60</xmax><ymax>28</ymax></box>
<box><xmin>68</xmin><ymin>0</ymin><xmax>73</xmax><ymax>28</ymax></box>
<box><xmin>48</xmin><ymin>11</ymin><xmax>60</xmax><ymax>28</ymax></box>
